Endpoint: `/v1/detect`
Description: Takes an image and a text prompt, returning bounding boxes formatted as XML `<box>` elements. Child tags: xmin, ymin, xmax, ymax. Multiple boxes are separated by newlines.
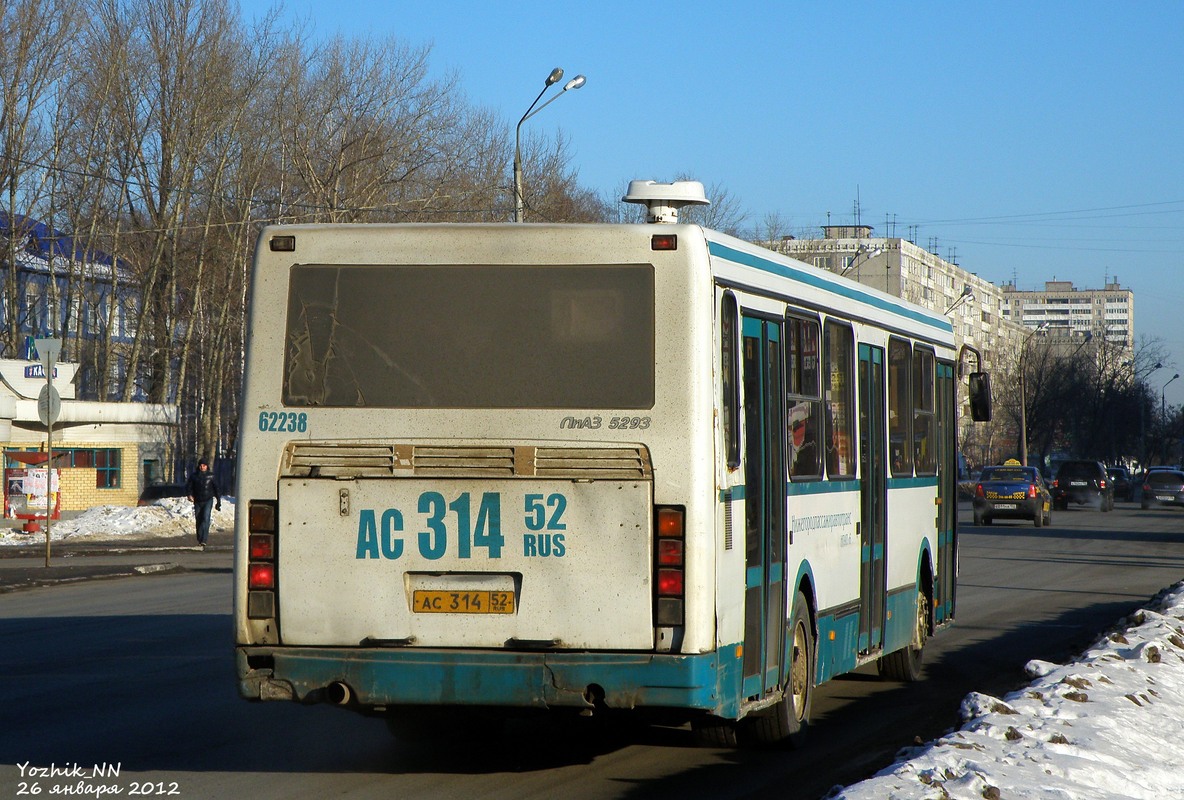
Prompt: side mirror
<box><xmin>968</xmin><ymin>372</ymin><xmax>992</xmax><ymax>422</ymax></box>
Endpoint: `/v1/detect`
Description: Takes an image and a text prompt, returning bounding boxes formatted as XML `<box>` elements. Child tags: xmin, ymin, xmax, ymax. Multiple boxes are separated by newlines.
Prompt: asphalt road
<box><xmin>2</xmin><ymin>502</ymin><xmax>1182</xmax><ymax>799</ymax></box>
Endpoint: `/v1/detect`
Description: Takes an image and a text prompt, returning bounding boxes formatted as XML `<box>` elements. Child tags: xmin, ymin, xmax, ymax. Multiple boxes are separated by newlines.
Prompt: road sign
<box><xmin>33</xmin><ymin>338</ymin><xmax>62</xmax><ymax>372</ymax></box>
<box><xmin>38</xmin><ymin>384</ymin><xmax>61</xmax><ymax>426</ymax></box>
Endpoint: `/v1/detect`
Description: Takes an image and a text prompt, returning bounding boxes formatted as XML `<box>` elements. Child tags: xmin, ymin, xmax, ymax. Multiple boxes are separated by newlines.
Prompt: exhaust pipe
<box><xmin>581</xmin><ymin>683</ymin><xmax>606</xmax><ymax>716</ymax></box>
<box><xmin>325</xmin><ymin>681</ymin><xmax>352</xmax><ymax>706</ymax></box>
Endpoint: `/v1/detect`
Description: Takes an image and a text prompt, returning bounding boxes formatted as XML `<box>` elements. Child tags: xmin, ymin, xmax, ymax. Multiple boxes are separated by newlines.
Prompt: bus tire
<box><xmin>691</xmin><ymin>715</ymin><xmax>739</xmax><ymax>747</ymax></box>
<box><xmin>878</xmin><ymin>588</ymin><xmax>928</xmax><ymax>682</ymax></box>
<box><xmin>745</xmin><ymin>590</ymin><xmax>814</xmax><ymax>747</ymax></box>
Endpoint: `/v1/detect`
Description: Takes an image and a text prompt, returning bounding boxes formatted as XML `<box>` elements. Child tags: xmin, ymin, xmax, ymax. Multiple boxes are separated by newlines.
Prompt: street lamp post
<box><xmin>1141</xmin><ymin>362</ymin><xmax>1163</xmax><ymax>469</ymax></box>
<box><xmin>513</xmin><ymin>68</ymin><xmax>586</xmax><ymax>223</ymax></box>
<box><xmin>1019</xmin><ymin>323</ymin><xmax>1049</xmax><ymax>467</ymax></box>
<box><xmin>1162</xmin><ymin>373</ymin><xmax>1179</xmax><ymax>421</ymax></box>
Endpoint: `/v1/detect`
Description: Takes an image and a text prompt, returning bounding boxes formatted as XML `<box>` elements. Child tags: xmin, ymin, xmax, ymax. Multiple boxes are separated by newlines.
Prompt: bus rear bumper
<box><xmin>236</xmin><ymin>646</ymin><xmax>741</xmax><ymax>716</ymax></box>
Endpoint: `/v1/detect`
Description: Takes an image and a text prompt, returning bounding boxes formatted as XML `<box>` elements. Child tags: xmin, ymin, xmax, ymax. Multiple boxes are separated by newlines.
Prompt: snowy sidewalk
<box><xmin>833</xmin><ymin>582</ymin><xmax>1184</xmax><ymax>799</ymax></box>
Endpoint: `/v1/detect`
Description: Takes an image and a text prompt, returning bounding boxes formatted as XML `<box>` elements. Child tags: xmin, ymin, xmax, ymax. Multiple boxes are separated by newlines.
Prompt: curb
<box><xmin>0</xmin><ymin>561</ymin><xmax>186</xmax><ymax>594</ymax></box>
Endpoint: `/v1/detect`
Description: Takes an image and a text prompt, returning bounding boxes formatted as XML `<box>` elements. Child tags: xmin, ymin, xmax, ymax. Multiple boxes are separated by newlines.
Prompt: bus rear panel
<box><xmin>235</xmin><ymin>223</ymin><xmax>725</xmax><ymax>720</ymax></box>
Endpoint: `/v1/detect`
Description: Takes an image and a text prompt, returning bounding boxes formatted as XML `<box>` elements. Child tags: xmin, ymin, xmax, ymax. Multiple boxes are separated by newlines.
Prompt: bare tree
<box><xmin>0</xmin><ymin>0</ymin><xmax>614</xmax><ymax>479</ymax></box>
<box><xmin>516</xmin><ymin>131</ymin><xmax>609</xmax><ymax>223</ymax></box>
<box><xmin>279</xmin><ymin>35</ymin><xmax>460</xmax><ymax>222</ymax></box>
<box><xmin>0</xmin><ymin>0</ymin><xmax>79</xmax><ymax>355</ymax></box>
<box><xmin>675</xmin><ymin>175</ymin><xmax>748</xmax><ymax>236</ymax></box>
<box><xmin>757</xmin><ymin>211</ymin><xmax>793</xmax><ymax>252</ymax></box>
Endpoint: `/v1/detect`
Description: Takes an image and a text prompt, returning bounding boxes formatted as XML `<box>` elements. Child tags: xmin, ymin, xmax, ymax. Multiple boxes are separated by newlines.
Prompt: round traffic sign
<box><xmin>38</xmin><ymin>384</ymin><xmax>61</xmax><ymax>426</ymax></box>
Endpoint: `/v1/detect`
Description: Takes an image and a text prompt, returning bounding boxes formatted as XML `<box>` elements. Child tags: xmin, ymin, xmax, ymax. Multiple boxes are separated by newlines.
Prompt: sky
<box><xmin>5</xmin><ymin>498</ymin><xmax>1184</xmax><ymax>797</ymax></box>
<box><xmin>237</xmin><ymin>0</ymin><xmax>1184</xmax><ymax>405</ymax></box>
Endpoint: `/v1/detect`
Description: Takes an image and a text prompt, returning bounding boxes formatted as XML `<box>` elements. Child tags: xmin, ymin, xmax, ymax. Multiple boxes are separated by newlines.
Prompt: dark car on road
<box><xmin>1106</xmin><ymin>466</ymin><xmax>1133</xmax><ymax>502</ymax></box>
<box><xmin>1140</xmin><ymin>469</ymin><xmax>1184</xmax><ymax>509</ymax></box>
<box><xmin>1052</xmin><ymin>460</ymin><xmax>1113</xmax><ymax>511</ymax></box>
<box><xmin>137</xmin><ymin>483</ymin><xmax>188</xmax><ymax>506</ymax></box>
<box><xmin>973</xmin><ymin>462</ymin><xmax>1052</xmax><ymax>527</ymax></box>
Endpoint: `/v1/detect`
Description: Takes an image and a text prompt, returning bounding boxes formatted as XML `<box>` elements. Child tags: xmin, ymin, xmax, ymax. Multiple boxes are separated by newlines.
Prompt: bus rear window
<box><xmin>283</xmin><ymin>264</ymin><xmax>655</xmax><ymax>409</ymax></box>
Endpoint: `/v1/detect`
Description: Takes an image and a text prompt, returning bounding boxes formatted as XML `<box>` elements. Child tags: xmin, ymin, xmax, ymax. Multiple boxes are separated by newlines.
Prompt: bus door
<box><xmin>935</xmin><ymin>360</ymin><xmax>957</xmax><ymax>622</ymax></box>
<box><xmin>741</xmin><ymin>314</ymin><xmax>786</xmax><ymax>697</ymax></box>
<box><xmin>857</xmin><ymin>343</ymin><xmax>887</xmax><ymax>655</ymax></box>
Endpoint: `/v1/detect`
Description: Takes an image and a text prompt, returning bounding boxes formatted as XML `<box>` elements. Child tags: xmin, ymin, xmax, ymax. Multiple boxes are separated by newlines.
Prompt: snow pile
<box><xmin>833</xmin><ymin>582</ymin><xmax>1184</xmax><ymax>799</ymax></box>
<box><xmin>0</xmin><ymin>497</ymin><xmax>235</xmax><ymax>546</ymax></box>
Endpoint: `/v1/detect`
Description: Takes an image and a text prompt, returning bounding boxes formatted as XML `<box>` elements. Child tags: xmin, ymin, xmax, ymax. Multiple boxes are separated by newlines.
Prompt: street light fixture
<box><xmin>1019</xmin><ymin>322</ymin><xmax>1049</xmax><ymax>467</ymax></box>
<box><xmin>1073</xmin><ymin>330</ymin><xmax>1093</xmax><ymax>354</ymax></box>
<box><xmin>944</xmin><ymin>285</ymin><xmax>975</xmax><ymax>315</ymax></box>
<box><xmin>513</xmin><ymin>68</ymin><xmax>586</xmax><ymax>223</ymax></box>
<box><xmin>838</xmin><ymin>246</ymin><xmax>883</xmax><ymax>277</ymax></box>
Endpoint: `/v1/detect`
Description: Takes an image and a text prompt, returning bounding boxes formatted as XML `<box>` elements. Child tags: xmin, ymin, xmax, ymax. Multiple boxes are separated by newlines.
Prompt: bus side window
<box><xmin>786</xmin><ymin>314</ymin><xmax>822</xmax><ymax>479</ymax></box>
<box><xmin>888</xmin><ymin>338</ymin><xmax>913</xmax><ymax>476</ymax></box>
<box><xmin>914</xmin><ymin>348</ymin><xmax>937</xmax><ymax>475</ymax></box>
<box><xmin>721</xmin><ymin>292</ymin><xmax>741</xmax><ymax>469</ymax></box>
<box><xmin>824</xmin><ymin>321</ymin><xmax>856</xmax><ymax>479</ymax></box>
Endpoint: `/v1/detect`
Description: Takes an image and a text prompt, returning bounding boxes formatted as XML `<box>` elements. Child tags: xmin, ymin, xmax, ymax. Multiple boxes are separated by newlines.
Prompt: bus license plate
<box><xmin>413</xmin><ymin>590</ymin><xmax>515</xmax><ymax>614</ymax></box>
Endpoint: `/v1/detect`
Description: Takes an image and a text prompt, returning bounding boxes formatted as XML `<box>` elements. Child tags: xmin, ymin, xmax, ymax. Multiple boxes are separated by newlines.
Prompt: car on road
<box><xmin>1140</xmin><ymin>469</ymin><xmax>1184</xmax><ymax>509</ymax></box>
<box><xmin>973</xmin><ymin>461</ymin><xmax>1052</xmax><ymax>527</ymax></box>
<box><xmin>1052</xmin><ymin>460</ymin><xmax>1113</xmax><ymax>511</ymax></box>
<box><xmin>1106</xmin><ymin>466</ymin><xmax>1133</xmax><ymax>502</ymax></box>
<box><xmin>137</xmin><ymin>483</ymin><xmax>188</xmax><ymax>505</ymax></box>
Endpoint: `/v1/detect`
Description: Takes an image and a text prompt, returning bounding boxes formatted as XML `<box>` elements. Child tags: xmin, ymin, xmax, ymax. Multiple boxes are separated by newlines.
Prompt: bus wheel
<box><xmin>691</xmin><ymin>715</ymin><xmax>739</xmax><ymax>747</ymax></box>
<box><xmin>878</xmin><ymin>589</ymin><xmax>928</xmax><ymax>682</ymax></box>
<box><xmin>744</xmin><ymin>590</ymin><xmax>814</xmax><ymax>747</ymax></box>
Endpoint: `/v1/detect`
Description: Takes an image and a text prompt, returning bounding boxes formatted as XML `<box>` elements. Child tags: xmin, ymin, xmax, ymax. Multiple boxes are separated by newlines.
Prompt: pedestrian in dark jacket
<box><xmin>187</xmin><ymin>459</ymin><xmax>221</xmax><ymax>548</ymax></box>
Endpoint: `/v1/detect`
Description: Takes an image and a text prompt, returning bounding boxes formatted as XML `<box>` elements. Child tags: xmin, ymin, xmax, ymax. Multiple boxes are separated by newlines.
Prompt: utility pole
<box><xmin>34</xmin><ymin>338</ymin><xmax>62</xmax><ymax>567</ymax></box>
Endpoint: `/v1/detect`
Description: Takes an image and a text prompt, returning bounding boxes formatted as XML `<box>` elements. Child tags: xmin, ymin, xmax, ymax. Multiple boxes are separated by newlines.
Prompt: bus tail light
<box><xmin>657</xmin><ymin>568</ymin><xmax>684</xmax><ymax>595</ymax></box>
<box><xmin>248</xmin><ymin>563</ymin><xmax>275</xmax><ymax>589</ymax></box>
<box><xmin>247</xmin><ymin>500</ymin><xmax>278</xmax><ymax>619</ymax></box>
<box><xmin>654</xmin><ymin>506</ymin><xmax>685</xmax><ymax>626</ymax></box>
<box><xmin>249</xmin><ymin>534</ymin><xmax>274</xmax><ymax>559</ymax></box>
<box><xmin>249</xmin><ymin>501</ymin><xmax>276</xmax><ymax>533</ymax></box>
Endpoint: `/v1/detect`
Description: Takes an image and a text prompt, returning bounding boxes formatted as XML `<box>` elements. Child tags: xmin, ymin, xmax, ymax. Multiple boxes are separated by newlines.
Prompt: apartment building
<box><xmin>1001</xmin><ymin>280</ymin><xmax>1134</xmax><ymax>350</ymax></box>
<box><xmin>776</xmin><ymin>226</ymin><xmax>1027</xmax><ymax>380</ymax></box>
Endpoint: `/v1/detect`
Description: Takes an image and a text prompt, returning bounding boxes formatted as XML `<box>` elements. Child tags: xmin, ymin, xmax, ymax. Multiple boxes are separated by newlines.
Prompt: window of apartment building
<box><xmin>47</xmin><ymin>286</ymin><xmax>60</xmax><ymax>329</ymax></box>
<box><xmin>26</xmin><ymin>286</ymin><xmax>42</xmax><ymax>331</ymax></box>
<box><xmin>121</xmin><ymin>295</ymin><xmax>138</xmax><ymax>338</ymax></box>
<box><xmin>85</xmin><ymin>290</ymin><xmax>102</xmax><ymax>335</ymax></box>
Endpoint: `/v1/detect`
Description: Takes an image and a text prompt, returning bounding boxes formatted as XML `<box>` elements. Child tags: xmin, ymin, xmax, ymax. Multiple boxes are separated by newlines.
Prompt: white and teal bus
<box><xmin>233</xmin><ymin>181</ymin><xmax>990</xmax><ymax>746</ymax></box>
